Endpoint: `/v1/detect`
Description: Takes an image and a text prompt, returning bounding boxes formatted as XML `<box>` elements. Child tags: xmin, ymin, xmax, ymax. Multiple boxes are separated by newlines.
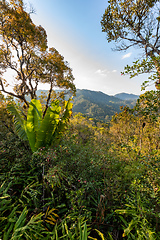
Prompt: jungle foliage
<box><xmin>0</xmin><ymin>0</ymin><xmax>160</xmax><ymax>239</ymax></box>
<box><xmin>0</xmin><ymin>90</ymin><xmax>160</xmax><ymax>239</ymax></box>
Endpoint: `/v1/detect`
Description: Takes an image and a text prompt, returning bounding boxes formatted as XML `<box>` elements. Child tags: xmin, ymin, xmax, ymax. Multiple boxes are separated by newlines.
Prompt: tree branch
<box><xmin>0</xmin><ymin>79</ymin><xmax>29</xmax><ymax>107</ymax></box>
<box><xmin>43</xmin><ymin>80</ymin><xmax>53</xmax><ymax>118</ymax></box>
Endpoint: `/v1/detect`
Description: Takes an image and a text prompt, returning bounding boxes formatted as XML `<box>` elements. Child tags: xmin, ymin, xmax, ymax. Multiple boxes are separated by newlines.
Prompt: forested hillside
<box><xmin>35</xmin><ymin>89</ymin><xmax>137</xmax><ymax>122</ymax></box>
<box><xmin>72</xmin><ymin>89</ymin><xmax>137</xmax><ymax>121</ymax></box>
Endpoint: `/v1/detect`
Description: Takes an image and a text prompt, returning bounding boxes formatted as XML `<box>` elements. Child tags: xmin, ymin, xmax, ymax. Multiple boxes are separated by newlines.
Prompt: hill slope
<box><xmin>72</xmin><ymin>89</ymin><xmax>137</xmax><ymax>122</ymax></box>
<box><xmin>25</xmin><ymin>89</ymin><xmax>138</xmax><ymax>122</ymax></box>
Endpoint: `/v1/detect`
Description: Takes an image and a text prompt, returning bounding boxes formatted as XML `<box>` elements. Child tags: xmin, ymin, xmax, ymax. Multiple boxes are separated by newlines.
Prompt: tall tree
<box><xmin>0</xmin><ymin>0</ymin><xmax>76</xmax><ymax>113</ymax></box>
<box><xmin>101</xmin><ymin>0</ymin><xmax>160</xmax><ymax>89</ymax></box>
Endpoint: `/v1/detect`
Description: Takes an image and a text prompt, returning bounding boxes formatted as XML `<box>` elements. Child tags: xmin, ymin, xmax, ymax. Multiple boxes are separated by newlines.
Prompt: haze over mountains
<box><xmin>36</xmin><ymin>89</ymin><xmax>139</xmax><ymax>122</ymax></box>
<box><xmin>114</xmin><ymin>92</ymin><xmax>139</xmax><ymax>100</ymax></box>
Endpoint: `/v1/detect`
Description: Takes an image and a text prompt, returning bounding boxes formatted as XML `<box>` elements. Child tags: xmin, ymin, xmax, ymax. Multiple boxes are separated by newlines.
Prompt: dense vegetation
<box><xmin>0</xmin><ymin>90</ymin><xmax>160</xmax><ymax>239</ymax></box>
<box><xmin>0</xmin><ymin>0</ymin><xmax>160</xmax><ymax>239</ymax></box>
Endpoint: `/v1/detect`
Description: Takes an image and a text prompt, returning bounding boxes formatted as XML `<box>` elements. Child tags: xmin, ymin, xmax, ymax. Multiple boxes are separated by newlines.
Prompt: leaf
<box><xmin>82</xmin><ymin>222</ymin><xmax>88</xmax><ymax>240</ymax></box>
<box><xmin>45</xmin><ymin>219</ymin><xmax>56</xmax><ymax>225</ymax></box>
<box><xmin>13</xmin><ymin>207</ymin><xmax>28</xmax><ymax>231</ymax></box>
<box><xmin>51</xmin><ymin>99</ymin><xmax>73</xmax><ymax>146</ymax></box>
<box><xmin>64</xmin><ymin>221</ymin><xmax>69</xmax><ymax>235</ymax></box>
<box><xmin>7</xmin><ymin>103</ymin><xmax>27</xmax><ymax>141</ymax></box>
<box><xmin>123</xmin><ymin>219</ymin><xmax>138</xmax><ymax>237</ymax></box>
<box><xmin>115</xmin><ymin>209</ymin><xmax>136</xmax><ymax>215</ymax></box>
<box><xmin>0</xmin><ymin>195</ymin><xmax>10</xmax><ymax>200</ymax></box>
<box><xmin>12</xmin><ymin>212</ymin><xmax>44</xmax><ymax>239</ymax></box>
<box><xmin>35</xmin><ymin>100</ymin><xmax>61</xmax><ymax>150</ymax></box>
<box><xmin>94</xmin><ymin>229</ymin><xmax>107</xmax><ymax>240</ymax></box>
<box><xmin>4</xmin><ymin>222</ymin><xmax>15</xmax><ymax>240</ymax></box>
<box><xmin>46</xmin><ymin>215</ymin><xmax>56</xmax><ymax>222</ymax></box>
<box><xmin>25</xmin><ymin>99</ymin><xmax>42</xmax><ymax>152</ymax></box>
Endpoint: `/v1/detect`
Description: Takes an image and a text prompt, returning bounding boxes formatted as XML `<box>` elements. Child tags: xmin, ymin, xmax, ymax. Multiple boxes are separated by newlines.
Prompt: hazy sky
<box><xmin>24</xmin><ymin>0</ymin><xmax>154</xmax><ymax>95</ymax></box>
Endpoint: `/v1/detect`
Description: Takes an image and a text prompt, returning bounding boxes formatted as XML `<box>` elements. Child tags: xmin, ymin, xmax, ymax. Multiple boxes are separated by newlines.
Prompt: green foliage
<box><xmin>115</xmin><ymin>196</ymin><xmax>156</xmax><ymax>239</ymax></box>
<box><xmin>122</xmin><ymin>58</ymin><xmax>160</xmax><ymax>86</ymax></box>
<box><xmin>7</xmin><ymin>98</ymin><xmax>73</xmax><ymax>152</ymax></box>
<box><xmin>101</xmin><ymin>0</ymin><xmax>160</xmax><ymax>87</ymax></box>
<box><xmin>0</xmin><ymin>181</ymin><xmax>48</xmax><ymax>240</ymax></box>
<box><xmin>110</xmin><ymin>91</ymin><xmax>160</xmax><ymax>156</ymax></box>
<box><xmin>7</xmin><ymin>102</ymin><xmax>28</xmax><ymax>141</ymax></box>
<box><xmin>26</xmin><ymin>99</ymin><xmax>43</xmax><ymax>151</ymax></box>
<box><xmin>51</xmin><ymin>218</ymin><xmax>107</xmax><ymax>240</ymax></box>
<box><xmin>0</xmin><ymin>0</ymin><xmax>75</xmax><ymax>110</ymax></box>
<box><xmin>73</xmin><ymin>89</ymin><xmax>137</xmax><ymax>122</ymax></box>
<box><xmin>1</xmin><ymin>90</ymin><xmax>160</xmax><ymax>239</ymax></box>
<box><xmin>51</xmin><ymin>218</ymin><xmax>90</xmax><ymax>240</ymax></box>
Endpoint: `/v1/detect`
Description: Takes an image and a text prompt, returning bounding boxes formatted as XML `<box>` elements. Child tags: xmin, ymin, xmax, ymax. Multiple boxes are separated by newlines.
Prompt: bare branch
<box><xmin>0</xmin><ymin>78</ymin><xmax>29</xmax><ymax>107</ymax></box>
<box><xmin>43</xmin><ymin>79</ymin><xmax>54</xmax><ymax>118</ymax></box>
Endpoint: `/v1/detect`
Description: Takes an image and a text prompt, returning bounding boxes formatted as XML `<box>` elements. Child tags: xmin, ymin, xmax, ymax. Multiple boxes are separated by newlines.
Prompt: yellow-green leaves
<box><xmin>0</xmin><ymin>0</ymin><xmax>47</xmax><ymax>50</ymax></box>
<box><xmin>26</xmin><ymin>99</ymin><xmax>43</xmax><ymax>152</ymax></box>
<box><xmin>8</xmin><ymin>98</ymin><xmax>73</xmax><ymax>152</ymax></box>
<box><xmin>101</xmin><ymin>0</ymin><xmax>160</xmax><ymax>86</ymax></box>
<box><xmin>35</xmin><ymin>100</ymin><xmax>61</xmax><ymax>150</ymax></box>
<box><xmin>0</xmin><ymin>0</ymin><xmax>75</xmax><ymax>110</ymax></box>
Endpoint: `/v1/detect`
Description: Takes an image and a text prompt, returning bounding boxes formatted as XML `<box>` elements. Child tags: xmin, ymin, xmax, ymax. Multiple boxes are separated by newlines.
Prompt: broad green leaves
<box><xmin>26</xmin><ymin>99</ymin><xmax>43</xmax><ymax>152</ymax></box>
<box><xmin>7</xmin><ymin>99</ymin><xmax>73</xmax><ymax>152</ymax></box>
<box><xmin>35</xmin><ymin>100</ymin><xmax>61</xmax><ymax>151</ymax></box>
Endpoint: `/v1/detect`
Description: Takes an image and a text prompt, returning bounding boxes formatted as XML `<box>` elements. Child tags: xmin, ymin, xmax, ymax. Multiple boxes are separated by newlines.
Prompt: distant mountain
<box><xmin>114</xmin><ymin>93</ymin><xmax>139</xmax><ymax>100</ymax></box>
<box><xmin>72</xmin><ymin>89</ymin><xmax>137</xmax><ymax>122</ymax></box>
<box><xmin>23</xmin><ymin>89</ymin><xmax>138</xmax><ymax>122</ymax></box>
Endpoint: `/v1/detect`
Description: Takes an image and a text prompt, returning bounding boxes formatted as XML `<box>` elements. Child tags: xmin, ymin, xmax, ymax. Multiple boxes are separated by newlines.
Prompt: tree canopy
<box><xmin>101</xmin><ymin>0</ymin><xmax>160</xmax><ymax>88</ymax></box>
<box><xmin>0</xmin><ymin>0</ymin><xmax>76</xmax><ymax>112</ymax></box>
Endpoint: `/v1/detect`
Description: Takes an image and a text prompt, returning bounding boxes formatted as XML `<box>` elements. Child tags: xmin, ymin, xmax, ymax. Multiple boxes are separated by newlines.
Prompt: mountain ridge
<box><xmin>71</xmin><ymin>89</ymin><xmax>138</xmax><ymax>122</ymax></box>
<box><xmin>114</xmin><ymin>92</ymin><xmax>139</xmax><ymax>100</ymax></box>
<box><xmin>34</xmin><ymin>89</ymin><xmax>139</xmax><ymax>122</ymax></box>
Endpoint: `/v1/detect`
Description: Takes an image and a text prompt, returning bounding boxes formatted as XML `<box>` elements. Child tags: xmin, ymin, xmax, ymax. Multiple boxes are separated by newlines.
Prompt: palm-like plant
<box><xmin>7</xmin><ymin>99</ymin><xmax>73</xmax><ymax>152</ymax></box>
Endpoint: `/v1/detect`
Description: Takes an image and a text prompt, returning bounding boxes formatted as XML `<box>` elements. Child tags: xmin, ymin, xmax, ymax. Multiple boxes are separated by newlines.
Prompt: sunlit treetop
<box><xmin>101</xmin><ymin>0</ymin><xmax>160</xmax><ymax>87</ymax></box>
<box><xmin>0</xmin><ymin>0</ymin><xmax>76</xmax><ymax>113</ymax></box>
<box><xmin>0</xmin><ymin>0</ymin><xmax>47</xmax><ymax>51</ymax></box>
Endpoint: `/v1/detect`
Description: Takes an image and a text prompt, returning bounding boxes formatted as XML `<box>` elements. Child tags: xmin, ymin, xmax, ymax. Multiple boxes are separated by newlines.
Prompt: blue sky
<box><xmin>25</xmin><ymin>0</ymin><xmax>154</xmax><ymax>95</ymax></box>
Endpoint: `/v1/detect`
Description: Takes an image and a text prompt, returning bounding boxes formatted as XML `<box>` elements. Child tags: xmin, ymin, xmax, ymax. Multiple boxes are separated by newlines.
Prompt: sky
<box><xmin>22</xmin><ymin>0</ymin><xmax>155</xmax><ymax>95</ymax></box>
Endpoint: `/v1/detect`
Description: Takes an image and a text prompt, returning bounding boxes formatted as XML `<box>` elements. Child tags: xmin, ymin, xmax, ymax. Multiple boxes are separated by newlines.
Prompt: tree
<box><xmin>0</xmin><ymin>0</ymin><xmax>76</xmax><ymax>114</ymax></box>
<box><xmin>0</xmin><ymin>92</ymin><xmax>14</xmax><ymax>135</ymax></box>
<box><xmin>101</xmin><ymin>0</ymin><xmax>160</xmax><ymax>89</ymax></box>
<box><xmin>110</xmin><ymin>91</ymin><xmax>160</xmax><ymax>155</ymax></box>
